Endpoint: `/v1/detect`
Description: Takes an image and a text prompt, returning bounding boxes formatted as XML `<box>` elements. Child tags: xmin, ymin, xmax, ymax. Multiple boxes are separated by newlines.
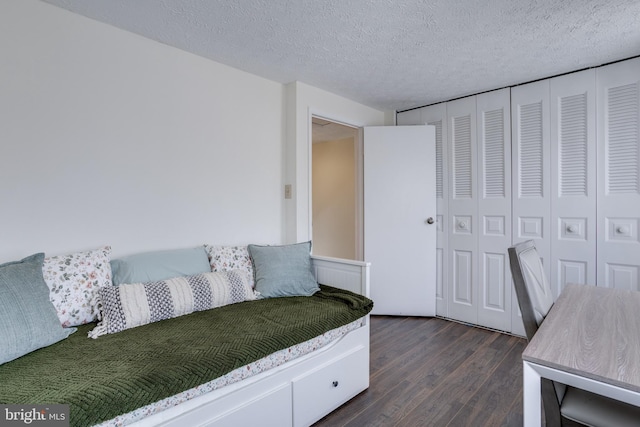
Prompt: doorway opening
<box><xmin>311</xmin><ymin>116</ymin><xmax>360</xmax><ymax>260</ymax></box>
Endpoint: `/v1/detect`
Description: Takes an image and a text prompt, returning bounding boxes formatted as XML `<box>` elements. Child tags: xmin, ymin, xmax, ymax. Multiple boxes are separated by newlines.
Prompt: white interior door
<box><xmin>364</xmin><ymin>125</ymin><xmax>436</xmax><ymax>316</ymax></box>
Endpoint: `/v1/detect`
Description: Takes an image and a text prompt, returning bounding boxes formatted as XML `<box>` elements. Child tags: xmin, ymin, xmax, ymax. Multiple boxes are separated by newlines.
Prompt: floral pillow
<box><xmin>42</xmin><ymin>246</ymin><xmax>113</xmax><ymax>327</ymax></box>
<box><xmin>204</xmin><ymin>245</ymin><xmax>254</xmax><ymax>288</ymax></box>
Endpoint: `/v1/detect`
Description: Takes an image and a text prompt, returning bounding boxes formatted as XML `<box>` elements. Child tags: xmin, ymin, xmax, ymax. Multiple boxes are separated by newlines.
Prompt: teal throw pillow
<box><xmin>0</xmin><ymin>253</ymin><xmax>75</xmax><ymax>365</ymax></box>
<box><xmin>248</xmin><ymin>242</ymin><xmax>320</xmax><ymax>298</ymax></box>
<box><xmin>111</xmin><ymin>246</ymin><xmax>211</xmax><ymax>285</ymax></box>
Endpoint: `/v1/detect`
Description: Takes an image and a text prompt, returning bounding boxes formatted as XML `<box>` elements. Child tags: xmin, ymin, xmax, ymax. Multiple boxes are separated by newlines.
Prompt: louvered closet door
<box><xmin>511</xmin><ymin>81</ymin><xmax>551</xmax><ymax>336</ymax></box>
<box><xmin>550</xmin><ymin>70</ymin><xmax>597</xmax><ymax>294</ymax></box>
<box><xmin>597</xmin><ymin>57</ymin><xmax>640</xmax><ymax>290</ymax></box>
<box><xmin>447</xmin><ymin>96</ymin><xmax>478</xmax><ymax>324</ymax></box>
<box><xmin>421</xmin><ymin>103</ymin><xmax>449</xmax><ymax>317</ymax></box>
<box><xmin>476</xmin><ymin>89</ymin><xmax>512</xmax><ymax>331</ymax></box>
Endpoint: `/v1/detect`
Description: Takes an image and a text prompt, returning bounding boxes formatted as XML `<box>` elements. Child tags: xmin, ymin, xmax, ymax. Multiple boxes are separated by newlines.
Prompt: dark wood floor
<box><xmin>313</xmin><ymin>315</ymin><xmax>528</xmax><ymax>427</ymax></box>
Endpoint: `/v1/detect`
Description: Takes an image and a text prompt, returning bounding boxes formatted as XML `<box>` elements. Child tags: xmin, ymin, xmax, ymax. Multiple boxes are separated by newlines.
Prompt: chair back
<box><xmin>509</xmin><ymin>240</ymin><xmax>564</xmax><ymax>426</ymax></box>
<box><xmin>508</xmin><ymin>240</ymin><xmax>554</xmax><ymax>341</ymax></box>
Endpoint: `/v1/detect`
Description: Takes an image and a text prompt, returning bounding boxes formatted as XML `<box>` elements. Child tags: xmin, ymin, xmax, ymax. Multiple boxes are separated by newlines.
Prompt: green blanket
<box><xmin>0</xmin><ymin>285</ymin><xmax>373</xmax><ymax>426</ymax></box>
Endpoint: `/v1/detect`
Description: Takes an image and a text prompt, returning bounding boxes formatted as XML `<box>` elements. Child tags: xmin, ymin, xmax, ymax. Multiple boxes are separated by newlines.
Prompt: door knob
<box><xmin>426</xmin><ymin>217</ymin><xmax>435</xmax><ymax>224</ymax></box>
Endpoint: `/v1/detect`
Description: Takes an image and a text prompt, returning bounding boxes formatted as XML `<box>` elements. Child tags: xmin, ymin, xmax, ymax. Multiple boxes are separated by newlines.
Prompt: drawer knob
<box><xmin>332</xmin><ymin>381</ymin><xmax>339</xmax><ymax>387</ymax></box>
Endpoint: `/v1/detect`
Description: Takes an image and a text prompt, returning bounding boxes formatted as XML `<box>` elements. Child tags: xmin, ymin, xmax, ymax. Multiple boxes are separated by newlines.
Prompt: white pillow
<box><xmin>42</xmin><ymin>246</ymin><xmax>113</xmax><ymax>327</ymax></box>
<box><xmin>204</xmin><ymin>245</ymin><xmax>254</xmax><ymax>288</ymax></box>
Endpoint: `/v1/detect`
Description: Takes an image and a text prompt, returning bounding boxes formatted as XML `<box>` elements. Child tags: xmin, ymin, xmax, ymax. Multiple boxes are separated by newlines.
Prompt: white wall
<box><xmin>0</xmin><ymin>0</ymin><xmax>286</xmax><ymax>261</ymax></box>
<box><xmin>285</xmin><ymin>82</ymin><xmax>391</xmax><ymax>243</ymax></box>
<box><xmin>312</xmin><ymin>137</ymin><xmax>356</xmax><ymax>259</ymax></box>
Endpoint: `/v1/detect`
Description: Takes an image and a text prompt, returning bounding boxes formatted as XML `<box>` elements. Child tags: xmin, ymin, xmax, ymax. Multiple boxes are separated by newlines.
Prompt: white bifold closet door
<box><xmin>597</xmin><ymin>57</ymin><xmax>640</xmax><ymax>290</ymax></box>
<box><xmin>476</xmin><ymin>89</ymin><xmax>512</xmax><ymax>331</ymax></box>
<box><xmin>511</xmin><ymin>80</ymin><xmax>551</xmax><ymax>335</ymax></box>
<box><xmin>511</xmin><ymin>72</ymin><xmax>597</xmax><ymax>334</ymax></box>
<box><xmin>550</xmin><ymin>69</ymin><xmax>597</xmax><ymax>294</ymax></box>
<box><xmin>447</xmin><ymin>96</ymin><xmax>478</xmax><ymax>325</ymax></box>
<box><xmin>447</xmin><ymin>89</ymin><xmax>512</xmax><ymax>331</ymax></box>
<box><xmin>511</xmin><ymin>80</ymin><xmax>552</xmax><ymax>277</ymax></box>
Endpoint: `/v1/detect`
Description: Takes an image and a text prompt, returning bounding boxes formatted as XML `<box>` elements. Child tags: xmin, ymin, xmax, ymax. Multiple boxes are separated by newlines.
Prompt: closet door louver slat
<box><xmin>453</xmin><ymin>115</ymin><xmax>473</xmax><ymax>199</ymax></box>
<box><xmin>607</xmin><ymin>83</ymin><xmax>639</xmax><ymax>194</ymax></box>
<box><xmin>483</xmin><ymin>109</ymin><xmax>506</xmax><ymax>198</ymax></box>
<box><xmin>518</xmin><ymin>102</ymin><xmax>544</xmax><ymax>198</ymax></box>
<box><xmin>559</xmin><ymin>93</ymin><xmax>588</xmax><ymax>197</ymax></box>
<box><xmin>433</xmin><ymin>120</ymin><xmax>444</xmax><ymax>199</ymax></box>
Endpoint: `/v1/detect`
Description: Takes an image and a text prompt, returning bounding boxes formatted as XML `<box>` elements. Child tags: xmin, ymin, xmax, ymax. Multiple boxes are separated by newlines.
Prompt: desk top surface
<box><xmin>523</xmin><ymin>283</ymin><xmax>640</xmax><ymax>392</ymax></box>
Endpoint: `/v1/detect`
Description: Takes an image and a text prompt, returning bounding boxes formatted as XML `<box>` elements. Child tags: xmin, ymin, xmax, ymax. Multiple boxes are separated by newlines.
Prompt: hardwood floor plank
<box><xmin>313</xmin><ymin>316</ymin><xmax>527</xmax><ymax>427</ymax></box>
<box><xmin>349</xmin><ymin>327</ymin><xmax>501</xmax><ymax>426</ymax></box>
<box><xmin>396</xmin><ymin>332</ymin><xmax>516</xmax><ymax>426</ymax></box>
<box><xmin>446</xmin><ymin>336</ymin><xmax>526</xmax><ymax>426</ymax></box>
<box><xmin>315</xmin><ymin>317</ymin><xmax>468</xmax><ymax>426</ymax></box>
<box><xmin>370</xmin><ymin>317</ymin><xmax>456</xmax><ymax>373</ymax></box>
<box><xmin>503</xmin><ymin>391</ymin><xmax>525</xmax><ymax>427</ymax></box>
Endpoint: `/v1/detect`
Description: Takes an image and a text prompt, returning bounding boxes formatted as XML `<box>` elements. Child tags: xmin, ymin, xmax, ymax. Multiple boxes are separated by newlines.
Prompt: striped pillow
<box><xmin>89</xmin><ymin>270</ymin><xmax>257</xmax><ymax>338</ymax></box>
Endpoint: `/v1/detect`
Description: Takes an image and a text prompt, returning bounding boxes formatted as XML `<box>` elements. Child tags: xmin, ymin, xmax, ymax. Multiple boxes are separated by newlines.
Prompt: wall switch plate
<box><xmin>284</xmin><ymin>184</ymin><xmax>292</xmax><ymax>199</ymax></box>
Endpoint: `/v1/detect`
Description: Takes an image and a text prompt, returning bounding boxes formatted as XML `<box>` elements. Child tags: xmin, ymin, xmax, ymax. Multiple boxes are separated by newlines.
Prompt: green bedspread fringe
<box><xmin>0</xmin><ymin>285</ymin><xmax>373</xmax><ymax>427</ymax></box>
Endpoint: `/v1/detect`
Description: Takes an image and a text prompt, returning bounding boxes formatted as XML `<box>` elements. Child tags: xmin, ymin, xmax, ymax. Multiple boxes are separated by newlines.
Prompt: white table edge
<box><xmin>523</xmin><ymin>359</ymin><xmax>640</xmax><ymax>427</ymax></box>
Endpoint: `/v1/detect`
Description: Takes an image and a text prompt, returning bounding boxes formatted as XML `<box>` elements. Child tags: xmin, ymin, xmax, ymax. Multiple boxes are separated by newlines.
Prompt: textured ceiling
<box><xmin>41</xmin><ymin>0</ymin><xmax>640</xmax><ymax>111</ymax></box>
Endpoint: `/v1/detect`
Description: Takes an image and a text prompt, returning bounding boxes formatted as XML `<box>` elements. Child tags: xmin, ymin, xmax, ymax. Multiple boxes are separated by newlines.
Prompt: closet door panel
<box><xmin>550</xmin><ymin>69</ymin><xmax>597</xmax><ymax>295</ymax></box>
<box><xmin>447</xmin><ymin>96</ymin><xmax>478</xmax><ymax>324</ymax></box>
<box><xmin>421</xmin><ymin>103</ymin><xmax>449</xmax><ymax>317</ymax></box>
<box><xmin>476</xmin><ymin>88</ymin><xmax>512</xmax><ymax>331</ymax></box>
<box><xmin>511</xmin><ymin>80</ymin><xmax>551</xmax><ymax>336</ymax></box>
<box><xmin>597</xmin><ymin>57</ymin><xmax>640</xmax><ymax>290</ymax></box>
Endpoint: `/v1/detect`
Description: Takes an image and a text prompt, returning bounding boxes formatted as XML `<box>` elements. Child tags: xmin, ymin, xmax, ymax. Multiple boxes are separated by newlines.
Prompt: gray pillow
<box><xmin>111</xmin><ymin>246</ymin><xmax>211</xmax><ymax>285</ymax></box>
<box><xmin>89</xmin><ymin>270</ymin><xmax>257</xmax><ymax>338</ymax></box>
<box><xmin>0</xmin><ymin>253</ymin><xmax>75</xmax><ymax>365</ymax></box>
<box><xmin>248</xmin><ymin>242</ymin><xmax>320</xmax><ymax>298</ymax></box>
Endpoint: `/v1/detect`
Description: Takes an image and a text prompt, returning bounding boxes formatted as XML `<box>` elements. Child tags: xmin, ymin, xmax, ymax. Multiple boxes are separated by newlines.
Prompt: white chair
<box><xmin>508</xmin><ymin>240</ymin><xmax>640</xmax><ymax>427</ymax></box>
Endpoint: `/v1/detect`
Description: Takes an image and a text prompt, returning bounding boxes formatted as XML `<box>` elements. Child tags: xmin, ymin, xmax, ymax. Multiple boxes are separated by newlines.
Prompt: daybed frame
<box><xmin>127</xmin><ymin>255</ymin><xmax>371</xmax><ymax>427</ymax></box>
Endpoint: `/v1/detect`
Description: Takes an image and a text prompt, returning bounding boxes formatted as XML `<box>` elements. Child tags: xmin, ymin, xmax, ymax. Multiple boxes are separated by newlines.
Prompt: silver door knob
<box><xmin>426</xmin><ymin>217</ymin><xmax>434</xmax><ymax>224</ymax></box>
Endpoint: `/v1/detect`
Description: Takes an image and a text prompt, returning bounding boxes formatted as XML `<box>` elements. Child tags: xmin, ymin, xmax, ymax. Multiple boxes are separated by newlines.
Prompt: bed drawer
<box><xmin>205</xmin><ymin>382</ymin><xmax>292</xmax><ymax>427</ymax></box>
<box><xmin>292</xmin><ymin>346</ymin><xmax>368</xmax><ymax>427</ymax></box>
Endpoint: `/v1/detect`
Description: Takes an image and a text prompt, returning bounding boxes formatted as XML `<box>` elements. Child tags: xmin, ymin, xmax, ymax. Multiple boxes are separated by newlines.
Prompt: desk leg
<box><xmin>523</xmin><ymin>361</ymin><xmax>542</xmax><ymax>427</ymax></box>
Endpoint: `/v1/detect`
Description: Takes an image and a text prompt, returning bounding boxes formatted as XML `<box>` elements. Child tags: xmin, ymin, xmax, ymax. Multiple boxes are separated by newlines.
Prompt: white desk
<box><xmin>522</xmin><ymin>283</ymin><xmax>640</xmax><ymax>426</ymax></box>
